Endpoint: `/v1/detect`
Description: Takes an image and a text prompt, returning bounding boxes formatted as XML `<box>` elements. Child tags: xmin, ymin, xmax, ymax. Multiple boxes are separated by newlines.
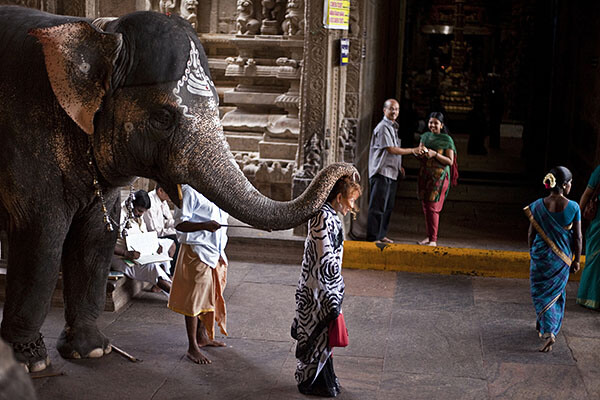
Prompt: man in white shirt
<box><xmin>144</xmin><ymin>184</ymin><xmax>179</xmax><ymax>275</ymax></box>
<box><xmin>144</xmin><ymin>184</ymin><xmax>177</xmax><ymax>237</ymax></box>
<box><xmin>167</xmin><ymin>184</ymin><xmax>229</xmax><ymax>365</ymax></box>
<box><xmin>112</xmin><ymin>190</ymin><xmax>174</xmax><ymax>293</ymax></box>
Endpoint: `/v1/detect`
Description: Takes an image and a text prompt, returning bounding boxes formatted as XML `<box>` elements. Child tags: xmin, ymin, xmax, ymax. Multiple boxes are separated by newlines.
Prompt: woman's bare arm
<box><xmin>572</xmin><ymin>219</ymin><xmax>582</xmax><ymax>272</ymax></box>
<box><xmin>580</xmin><ymin>186</ymin><xmax>594</xmax><ymax>211</ymax></box>
<box><xmin>427</xmin><ymin>148</ymin><xmax>454</xmax><ymax>166</ymax></box>
<box><xmin>528</xmin><ymin>222</ymin><xmax>535</xmax><ymax>249</ymax></box>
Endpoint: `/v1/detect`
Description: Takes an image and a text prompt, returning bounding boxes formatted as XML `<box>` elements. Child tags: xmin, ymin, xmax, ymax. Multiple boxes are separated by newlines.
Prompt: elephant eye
<box><xmin>150</xmin><ymin>108</ymin><xmax>176</xmax><ymax>131</ymax></box>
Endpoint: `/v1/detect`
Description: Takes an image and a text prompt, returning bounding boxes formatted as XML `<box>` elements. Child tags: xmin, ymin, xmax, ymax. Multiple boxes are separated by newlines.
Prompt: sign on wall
<box><xmin>340</xmin><ymin>38</ymin><xmax>349</xmax><ymax>65</ymax></box>
<box><xmin>323</xmin><ymin>0</ymin><xmax>350</xmax><ymax>30</ymax></box>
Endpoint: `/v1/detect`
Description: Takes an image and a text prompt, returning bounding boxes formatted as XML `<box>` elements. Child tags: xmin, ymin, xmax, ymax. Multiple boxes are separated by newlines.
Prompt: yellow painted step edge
<box><xmin>342</xmin><ymin>241</ymin><xmax>586</xmax><ymax>281</ymax></box>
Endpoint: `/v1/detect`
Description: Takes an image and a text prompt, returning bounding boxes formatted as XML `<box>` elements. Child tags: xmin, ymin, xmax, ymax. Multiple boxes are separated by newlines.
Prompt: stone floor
<box><xmin>19</xmin><ymin>260</ymin><xmax>600</xmax><ymax>400</ymax></box>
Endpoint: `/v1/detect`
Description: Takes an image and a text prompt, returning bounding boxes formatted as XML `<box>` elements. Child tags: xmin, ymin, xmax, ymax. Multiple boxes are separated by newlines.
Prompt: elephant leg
<box><xmin>1</xmin><ymin>221</ymin><xmax>68</xmax><ymax>373</ymax></box>
<box><xmin>56</xmin><ymin>210</ymin><xmax>117</xmax><ymax>360</ymax></box>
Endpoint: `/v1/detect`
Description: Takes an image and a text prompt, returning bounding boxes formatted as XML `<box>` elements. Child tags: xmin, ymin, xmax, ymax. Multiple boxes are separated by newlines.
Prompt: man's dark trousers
<box><xmin>367</xmin><ymin>174</ymin><xmax>398</xmax><ymax>241</ymax></box>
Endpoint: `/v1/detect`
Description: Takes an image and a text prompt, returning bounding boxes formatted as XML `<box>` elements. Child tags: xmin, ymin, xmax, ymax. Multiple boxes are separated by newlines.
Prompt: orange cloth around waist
<box><xmin>168</xmin><ymin>244</ymin><xmax>227</xmax><ymax>339</ymax></box>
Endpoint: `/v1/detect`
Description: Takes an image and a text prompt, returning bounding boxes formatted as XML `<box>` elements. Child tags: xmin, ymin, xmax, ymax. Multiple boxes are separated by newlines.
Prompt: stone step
<box><xmin>226</xmin><ymin>235</ymin><xmax>304</xmax><ymax>265</ymax></box>
<box><xmin>225</xmin><ymin>132</ymin><xmax>262</xmax><ymax>152</ymax></box>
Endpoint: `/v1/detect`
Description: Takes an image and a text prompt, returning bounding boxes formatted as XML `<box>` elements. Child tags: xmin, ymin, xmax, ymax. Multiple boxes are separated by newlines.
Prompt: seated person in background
<box><xmin>112</xmin><ymin>190</ymin><xmax>174</xmax><ymax>294</ymax></box>
<box><xmin>144</xmin><ymin>183</ymin><xmax>180</xmax><ymax>275</ymax></box>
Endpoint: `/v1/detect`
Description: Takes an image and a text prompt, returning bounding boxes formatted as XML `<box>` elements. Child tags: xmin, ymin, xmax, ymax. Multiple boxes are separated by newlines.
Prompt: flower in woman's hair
<box><xmin>543</xmin><ymin>173</ymin><xmax>556</xmax><ymax>189</ymax></box>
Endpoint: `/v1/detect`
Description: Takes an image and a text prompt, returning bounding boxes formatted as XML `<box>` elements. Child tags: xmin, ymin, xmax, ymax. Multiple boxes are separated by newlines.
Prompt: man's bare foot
<box><xmin>198</xmin><ymin>338</ymin><xmax>226</xmax><ymax>347</ymax></box>
<box><xmin>417</xmin><ymin>238</ymin><xmax>430</xmax><ymax>245</ymax></box>
<box><xmin>379</xmin><ymin>237</ymin><xmax>394</xmax><ymax>244</ymax></box>
<box><xmin>186</xmin><ymin>349</ymin><xmax>211</xmax><ymax>364</ymax></box>
<box><xmin>150</xmin><ymin>285</ymin><xmax>162</xmax><ymax>293</ymax></box>
<box><xmin>539</xmin><ymin>334</ymin><xmax>555</xmax><ymax>352</ymax></box>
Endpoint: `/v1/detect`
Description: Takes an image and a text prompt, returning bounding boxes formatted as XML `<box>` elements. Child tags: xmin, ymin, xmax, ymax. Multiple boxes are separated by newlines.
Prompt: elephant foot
<box><xmin>56</xmin><ymin>325</ymin><xmax>111</xmax><ymax>360</ymax></box>
<box><xmin>11</xmin><ymin>332</ymin><xmax>51</xmax><ymax>373</ymax></box>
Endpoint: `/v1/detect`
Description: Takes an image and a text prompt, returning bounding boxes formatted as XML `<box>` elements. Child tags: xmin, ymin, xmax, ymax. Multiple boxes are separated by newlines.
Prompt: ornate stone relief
<box><xmin>282</xmin><ymin>0</ymin><xmax>303</xmax><ymax>36</ymax></box>
<box><xmin>236</xmin><ymin>0</ymin><xmax>260</xmax><ymax>35</ymax></box>
<box><xmin>339</xmin><ymin>0</ymin><xmax>363</xmax><ymax>167</ymax></box>
<box><xmin>0</xmin><ymin>0</ymin><xmax>89</xmax><ymax>17</ymax></box>
<box><xmin>219</xmin><ymin>24</ymin><xmax>304</xmax><ymax>201</ymax></box>
<box><xmin>338</xmin><ymin>118</ymin><xmax>357</xmax><ymax>163</ymax></box>
<box><xmin>180</xmin><ymin>0</ymin><xmax>199</xmax><ymax>28</ymax></box>
<box><xmin>260</xmin><ymin>0</ymin><xmax>285</xmax><ymax>35</ymax></box>
<box><xmin>0</xmin><ymin>0</ymin><xmax>41</xmax><ymax>7</ymax></box>
<box><xmin>296</xmin><ymin>132</ymin><xmax>323</xmax><ymax>179</ymax></box>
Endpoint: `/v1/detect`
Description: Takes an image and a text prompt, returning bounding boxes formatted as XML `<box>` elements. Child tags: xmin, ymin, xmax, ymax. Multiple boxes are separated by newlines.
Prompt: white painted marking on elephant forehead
<box><xmin>124</xmin><ymin>122</ymin><xmax>134</xmax><ymax>132</ymax></box>
<box><xmin>173</xmin><ymin>40</ymin><xmax>216</xmax><ymax>118</ymax></box>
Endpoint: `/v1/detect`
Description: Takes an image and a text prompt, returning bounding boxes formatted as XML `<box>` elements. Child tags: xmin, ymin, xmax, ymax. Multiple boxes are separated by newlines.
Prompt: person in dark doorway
<box><xmin>293</xmin><ymin>175</ymin><xmax>362</xmax><ymax>397</ymax></box>
<box><xmin>416</xmin><ymin>112</ymin><xmax>458</xmax><ymax>247</ymax></box>
<box><xmin>525</xmin><ymin>166</ymin><xmax>581</xmax><ymax>352</ymax></box>
<box><xmin>486</xmin><ymin>72</ymin><xmax>503</xmax><ymax>149</ymax></box>
<box><xmin>168</xmin><ymin>184</ymin><xmax>229</xmax><ymax>365</ymax></box>
<box><xmin>467</xmin><ymin>96</ymin><xmax>488</xmax><ymax>155</ymax></box>
<box><xmin>367</xmin><ymin>98</ymin><xmax>422</xmax><ymax>243</ymax></box>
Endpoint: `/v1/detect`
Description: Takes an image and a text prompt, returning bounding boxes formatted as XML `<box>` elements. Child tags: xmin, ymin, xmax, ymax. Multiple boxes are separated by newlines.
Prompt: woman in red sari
<box><xmin>416</xmin><ymin>112</ymin><xmax>458</xmax><ymax>247</ymax></box>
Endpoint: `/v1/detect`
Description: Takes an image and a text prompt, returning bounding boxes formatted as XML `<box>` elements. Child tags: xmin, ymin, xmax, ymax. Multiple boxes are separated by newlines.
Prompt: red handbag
<box><xmin>328</xmin><ymin>312</ymin><xmax>349</xmax><ymax>348</ymax></box>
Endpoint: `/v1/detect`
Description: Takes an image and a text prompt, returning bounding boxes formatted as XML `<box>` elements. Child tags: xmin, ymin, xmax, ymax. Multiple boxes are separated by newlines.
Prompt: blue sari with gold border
<box><xmin>524</xmin><ymin>198</ymin><xmax>579</xmax><ymax>336</ymax></box>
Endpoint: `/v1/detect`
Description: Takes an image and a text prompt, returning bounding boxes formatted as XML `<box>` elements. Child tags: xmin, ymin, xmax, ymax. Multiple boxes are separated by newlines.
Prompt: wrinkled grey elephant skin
<box><xmin>0</xmin><ymin>5</ymin><xmax>357</xmax><ymax>374</ymax></box>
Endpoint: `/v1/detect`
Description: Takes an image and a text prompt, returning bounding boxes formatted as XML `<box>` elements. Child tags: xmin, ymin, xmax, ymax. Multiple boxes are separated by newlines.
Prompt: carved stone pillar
<box><xmin>339</xmin><ymin>1</ymin><xmax>362</xmax><ymax>163</ymax></box>
<box><xmin>293</xmin><ymin>0</ymin><xmax>349</xmax><ymax>178</ymax></box>
<box><xmin>292</xmin><ymin>0</ymin><xmax>350</xmax><ymax>234</ymax></box>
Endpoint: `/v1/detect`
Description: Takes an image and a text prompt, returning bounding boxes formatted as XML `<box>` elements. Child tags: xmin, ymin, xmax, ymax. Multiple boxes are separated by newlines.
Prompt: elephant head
<box><xmin>31</xmin><ymin>11</ymin><xmax>357</xmax><ymax>230</ymax></box>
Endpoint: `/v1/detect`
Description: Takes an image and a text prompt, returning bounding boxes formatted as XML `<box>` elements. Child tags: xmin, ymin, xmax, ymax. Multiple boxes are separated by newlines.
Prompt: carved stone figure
<box><xmin>0</xmin><ymin>5</ymin><xmax>356</xmax><ymax>373</ymax></box>
<box><xmin>159</xmin><ymin>0</ymin><xmax>176</xmax><ymax>14</ymax></box>
<box><xmin>298</xmin><ymin>133</ymin><xmax>323</xmax><ymax>178</ymax></box>
<box><xmin>180</xmin><ymin>0</ymin><xmax>198</xmax><ymax>28</ymax></box>
<box><xmin>261</xmin><ymin>0</ymin><xmax>284</xmax><ymax>21</ymax></box>
<box><xmin>282</xmin><ymin>0</ymin><xmax>304</xmax><ymax>36</ymax></box>
<box><xmin>145</xmin><ymin>0</ymin><xmax>160</xmax><ymax>11</ymax></box>
<box><xmin>236</xmin><ymin>0</ymin><xmax>260</xmax><ymax>35</ymax></box>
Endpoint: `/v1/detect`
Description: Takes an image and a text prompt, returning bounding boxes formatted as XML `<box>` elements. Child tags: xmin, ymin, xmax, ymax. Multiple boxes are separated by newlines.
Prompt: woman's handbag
<box><xmin>328</xmin><ymin>312</ymin><xmax>349</xmax><ymax>348</ymax></box>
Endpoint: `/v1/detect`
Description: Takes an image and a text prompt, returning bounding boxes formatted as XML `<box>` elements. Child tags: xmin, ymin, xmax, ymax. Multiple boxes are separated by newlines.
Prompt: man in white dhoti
<box><xmin>111</xmin><ymin>190</ymin><xmax>174</xmax><ymax>293</ymax></box>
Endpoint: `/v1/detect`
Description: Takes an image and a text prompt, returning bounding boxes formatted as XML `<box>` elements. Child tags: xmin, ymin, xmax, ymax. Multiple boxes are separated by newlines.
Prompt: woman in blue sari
<box><xmin>576</xmin><ymin>165</ymin><xmax>600</xmax><ymax>309</ymax></box>
<box><xmin>524</xmin><ymin>166</ymin><xmax>582</xmax><ymax>352</ymax></box>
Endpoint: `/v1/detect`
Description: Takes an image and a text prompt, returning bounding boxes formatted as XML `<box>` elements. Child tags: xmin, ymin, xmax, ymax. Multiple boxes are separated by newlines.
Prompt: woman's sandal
<box><xmin>539</xmin><ymin>334</ymin><xmax>555</xmax><ymax>352</ymax></box>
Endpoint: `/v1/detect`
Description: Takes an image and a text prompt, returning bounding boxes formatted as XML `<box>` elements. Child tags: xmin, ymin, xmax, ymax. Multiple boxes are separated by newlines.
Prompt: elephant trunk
<box><xmin>172</xmin><ymin>120</ymin><xmax>357</xmax><ymax>231</ymax></box>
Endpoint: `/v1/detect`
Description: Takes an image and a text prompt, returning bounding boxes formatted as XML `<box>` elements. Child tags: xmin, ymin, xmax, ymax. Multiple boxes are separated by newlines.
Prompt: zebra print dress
<box><xmin>293</xmin><ymin>202</ymin><xmax>345</xmax><ymax>393</ymax></box>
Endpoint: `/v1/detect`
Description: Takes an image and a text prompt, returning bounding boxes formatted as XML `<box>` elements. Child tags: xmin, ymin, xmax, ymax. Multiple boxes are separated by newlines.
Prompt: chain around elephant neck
<box><xmin>86</xmin><ymin>145</ymin><xmax>134</xmax><ymax>234</ymax></box>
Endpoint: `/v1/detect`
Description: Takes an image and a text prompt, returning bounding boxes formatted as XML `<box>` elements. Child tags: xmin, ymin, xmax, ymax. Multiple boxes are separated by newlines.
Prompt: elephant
<box><xmin>0</xmin><ymin>5</ymin><xmax>357</xmax><ymax>373</ymax></box>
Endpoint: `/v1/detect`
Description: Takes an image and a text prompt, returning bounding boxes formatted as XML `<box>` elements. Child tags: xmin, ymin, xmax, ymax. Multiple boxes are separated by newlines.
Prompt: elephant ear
<box><xmin>30</xmin><ymin>22</ymin><xmax>122</xmax><ymax>135</ymax></box>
